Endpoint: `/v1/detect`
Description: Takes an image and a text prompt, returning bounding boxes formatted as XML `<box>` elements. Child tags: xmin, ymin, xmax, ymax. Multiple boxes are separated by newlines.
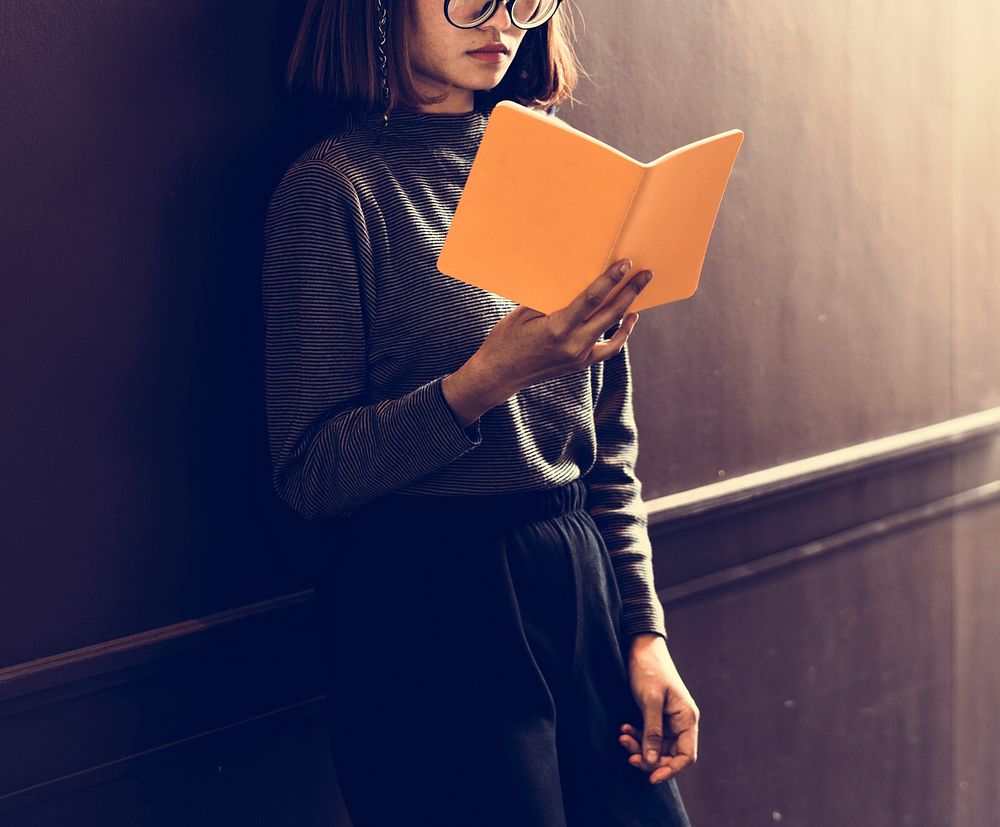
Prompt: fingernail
<box><xmin>646</xmin><ymin>749</ymin><xmax>658</xmax><ymax>762</ymax></box>
<box><xmin>619</xmin><ymin>260</ymin><xmax>630</xmax><ymax>275</ymax></box>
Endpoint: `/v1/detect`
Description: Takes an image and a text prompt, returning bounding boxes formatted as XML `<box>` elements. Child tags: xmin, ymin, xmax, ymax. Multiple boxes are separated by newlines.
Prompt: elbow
<box><xmin>269</xmin><ymin>436</ymin><xmax>365</xmax><ymax>520</ymax></box>
<box><xmin>272</xmin><ymin>465</ymin><xmax>339</xmax><ymax>521</ymax></box>
<box><xmin>272</xmin><ymin>471</ymin><xmax>318</xmax><ymax>520</ymax></box>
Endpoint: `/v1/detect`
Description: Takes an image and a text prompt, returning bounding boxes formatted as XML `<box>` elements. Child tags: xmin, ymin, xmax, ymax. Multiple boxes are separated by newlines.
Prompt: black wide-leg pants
<box><xmin>314</xmin><ymin>477</ymin><xmax>692</xmax><ymax>827</ymax></box>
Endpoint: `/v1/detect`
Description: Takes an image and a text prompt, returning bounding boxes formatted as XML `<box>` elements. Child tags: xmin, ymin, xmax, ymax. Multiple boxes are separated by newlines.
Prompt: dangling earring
<box><xmin>374</xmin><ymin>0</ymin><xmax>390</xmax><ymax>145</ymax></box>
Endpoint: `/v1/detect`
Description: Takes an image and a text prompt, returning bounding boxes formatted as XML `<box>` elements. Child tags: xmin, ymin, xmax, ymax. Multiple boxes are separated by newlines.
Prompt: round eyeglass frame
<box><xmin>444</xmin><ymin>0</ymin><xmax>563</xmax><ymax>30</ymax></box>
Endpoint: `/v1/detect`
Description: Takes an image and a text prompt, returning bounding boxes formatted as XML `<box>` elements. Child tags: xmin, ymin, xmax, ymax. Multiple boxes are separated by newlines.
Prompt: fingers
<box><xmin>588</xmin><ymin>311</ymin><xmax>638</xmax><ymax>363</ymax></box>
<box><xmin>570</xmin><ymin>257</ymin><xmax>633</xmax><ymax>324</ymax></box>
<box><xmin>649</xmin><ymin>753</ymin><xmax>693</xmax><ymax>784</ymax></box>
<box><xmin>641</xmin><ymin>702</ymin><xmax>665</xmax><ymax>765</ymax></box>
<box><xmin>619</xmin><ymin>723</ymin><xmax>669</xmax><ymax>769</ymax></box>
<box><xmin>559</xmin><ymin>258</ymin><xmax>651</xmax><ymax>333</ymax></box>
<box><xmin>674</xmin><ymin>717</ymin><xmax>699</xmax><ymax>765</ymax></box>
<box><xmin>619</xmin><ymin>722</ymin><xmax>695</xmax><ymax>784</ymax></box>
<box><xmin>582</xmin><ymin>267</ymin><xmax>652</xmax><ymax>335</ymax></box>
<box><xmin>619</xmin><ymin>724</ymin><xmax>645</xmax><ymax>760</ymax></box>
<box><xmin>619</xmin><ymin>725</ymin><xmax>675</xmax><ymax>781</ymax></box>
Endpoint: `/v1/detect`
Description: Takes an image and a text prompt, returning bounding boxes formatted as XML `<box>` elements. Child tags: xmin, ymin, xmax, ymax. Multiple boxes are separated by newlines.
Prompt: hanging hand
<box><xmin>618</xmin><ymin>633</ymin><xmax>700</xmax><ymax>784</ymax></box>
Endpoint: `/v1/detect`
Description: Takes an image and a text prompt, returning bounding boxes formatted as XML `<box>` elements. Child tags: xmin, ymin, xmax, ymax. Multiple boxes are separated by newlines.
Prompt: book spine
<box><xmin>602</xmin><ymin>166</ymin><xmax>646</xmax><ymax>271</ymax></box>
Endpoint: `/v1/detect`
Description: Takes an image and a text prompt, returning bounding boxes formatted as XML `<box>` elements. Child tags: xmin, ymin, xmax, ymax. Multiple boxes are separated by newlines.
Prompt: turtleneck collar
<box><xmin>342</xmin><ymin>101</ymin><xmax>499</xmax><ymax>146</ymax></box>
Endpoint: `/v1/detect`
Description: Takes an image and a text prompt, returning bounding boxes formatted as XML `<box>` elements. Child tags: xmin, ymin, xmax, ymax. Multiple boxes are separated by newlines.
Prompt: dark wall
<box><xmin>1</xmin><ymin>0</ymin><xmax>997</xmax><ymax>824</ymax></box>
<box><xmin>584</xmin><ymin>1</ymin><xmax>999</xmax><ymax>824</ymax></box>
<box><xmin>1</xmin><ymin>0</ymin><xmax>300</xmax><ymax>666</ymax></box>
<box><xmin>1</xmin><ymin>0</ymin><xmax>348</xmax><ymax>822</ymax></box>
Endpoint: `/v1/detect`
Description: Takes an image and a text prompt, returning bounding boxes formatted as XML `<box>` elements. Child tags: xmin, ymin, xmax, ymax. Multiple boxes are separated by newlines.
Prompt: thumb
<box><xmin>642</xmin><ymin>697</ymin><xmax>665</xmax><ymax>764</ymax></box>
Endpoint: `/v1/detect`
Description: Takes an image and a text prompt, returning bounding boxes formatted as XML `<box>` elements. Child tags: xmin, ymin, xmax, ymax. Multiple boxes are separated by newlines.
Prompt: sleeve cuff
<box><xmin>426</xmin><ymin>375</ymin><xmax>483</xmax><ymax>449</ymax></box>
<box><xmin>625</xmin><ymin>629</ymin><xmax>669</xmax><ymax>645</ymax></box>
<box><xmin>620</xmin><ymin>598</ymin><xmax>668</xmax><ymax>642</ymax></box>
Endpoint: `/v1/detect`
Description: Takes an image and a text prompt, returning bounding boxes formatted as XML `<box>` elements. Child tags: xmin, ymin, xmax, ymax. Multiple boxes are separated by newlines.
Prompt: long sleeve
<box><xmin>584</xmin><ymin>333</ymin><xmax>668</xmax><ymax>642</ymax></box>
<box><xmin>261</xmin><ymin>158</ymin><xmax>482</xmax><ymax>520</ymax></box>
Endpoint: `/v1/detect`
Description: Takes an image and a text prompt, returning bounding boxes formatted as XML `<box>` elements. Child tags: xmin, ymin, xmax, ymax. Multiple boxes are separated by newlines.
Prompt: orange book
<box><xmin>437</xmin><ymin>100</ymin><xmax>744</xmax><ymax>316</ymax></box>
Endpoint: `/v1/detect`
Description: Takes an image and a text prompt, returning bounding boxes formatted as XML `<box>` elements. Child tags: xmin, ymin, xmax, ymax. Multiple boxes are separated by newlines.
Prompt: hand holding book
<box><xmin>441</xmin><ymin>256</ymin><xmax>652</xmax><ymax>420</ymax></box>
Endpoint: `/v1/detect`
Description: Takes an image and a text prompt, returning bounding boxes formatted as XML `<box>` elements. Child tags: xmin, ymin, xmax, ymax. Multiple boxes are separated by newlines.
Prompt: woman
<box><xmin>261</xmin><ymin>0</ymin><xmax>699</xmax><ymax>824</ymax></box>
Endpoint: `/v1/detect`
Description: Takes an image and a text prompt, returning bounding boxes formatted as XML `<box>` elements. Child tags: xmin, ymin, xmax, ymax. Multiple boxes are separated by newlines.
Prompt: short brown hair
<box><xmin>285</xmin><ymin>0</ymin><xmax>587</xmax><ymax>118</ymax></box>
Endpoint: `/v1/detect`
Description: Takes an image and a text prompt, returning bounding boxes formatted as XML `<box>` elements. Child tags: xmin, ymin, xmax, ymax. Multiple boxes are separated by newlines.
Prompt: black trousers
<box><xmin>315</xmin><ymin>477</ymin><xmax>693</xmax><ymax>827</ymax></box>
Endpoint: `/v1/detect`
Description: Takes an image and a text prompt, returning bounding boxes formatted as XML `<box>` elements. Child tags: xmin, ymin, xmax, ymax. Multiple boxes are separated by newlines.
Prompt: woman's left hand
<box><xmin>618</xmin><ymin>633</ymin><xmax>700</xmax><ymax>784</ymax></box>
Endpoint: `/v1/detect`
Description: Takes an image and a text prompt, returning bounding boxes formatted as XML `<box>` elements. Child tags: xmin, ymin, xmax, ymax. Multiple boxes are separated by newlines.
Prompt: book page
<box><xmin>605</xmin><ymin>129</ymin><xmax>745</xmax><ymax>313</ymax></box>
<box><xmin>438</xmin><ymin>101</ymin><xmax>642</xmax><ymax>315</ymax></box>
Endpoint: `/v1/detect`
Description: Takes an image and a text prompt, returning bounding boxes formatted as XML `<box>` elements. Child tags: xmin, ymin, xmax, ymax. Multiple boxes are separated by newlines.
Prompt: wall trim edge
<box><xmin>645</xmin><ymin>406</ymin><xmax>1000</xmax><ymax>527</ymax></box>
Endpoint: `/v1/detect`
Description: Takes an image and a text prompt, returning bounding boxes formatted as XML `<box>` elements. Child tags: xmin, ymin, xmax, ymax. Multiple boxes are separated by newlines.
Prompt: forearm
<box><xmin>271</xmin><ymin>376</ymin><xmax>481</xmax><ymax>520</ymax></box>
<box><xmin>586</xmin><ymin>338</ymin><xmax>668</xmax><ymax>641</ymax></box>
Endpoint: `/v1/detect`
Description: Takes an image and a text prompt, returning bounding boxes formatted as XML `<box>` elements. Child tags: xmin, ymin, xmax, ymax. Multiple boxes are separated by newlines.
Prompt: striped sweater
<box><xmin>260</xmin><ymin>102</ymin><xmax>666</xmax><ymax>641</ymax></box>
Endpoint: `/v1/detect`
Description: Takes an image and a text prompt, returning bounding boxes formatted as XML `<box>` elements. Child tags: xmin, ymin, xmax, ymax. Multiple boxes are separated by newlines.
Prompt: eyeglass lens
<box><xmin>447</xmin><ymin>0</ymin><xmax>559</xmax><ymax>28</ymax></box>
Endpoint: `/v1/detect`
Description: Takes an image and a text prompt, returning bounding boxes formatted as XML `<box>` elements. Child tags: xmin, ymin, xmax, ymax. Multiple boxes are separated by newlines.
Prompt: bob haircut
<box><xmin>285</xmin><ymin>0</ymin><xmax>587</xmax><ymax>119</ymax></box>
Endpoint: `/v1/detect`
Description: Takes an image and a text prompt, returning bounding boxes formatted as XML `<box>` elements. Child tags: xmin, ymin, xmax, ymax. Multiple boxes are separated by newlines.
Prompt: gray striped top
<box><xmin>261</xmin><ymin>102</ymin><xmax>666</xmax><ymax>641</ymax></box>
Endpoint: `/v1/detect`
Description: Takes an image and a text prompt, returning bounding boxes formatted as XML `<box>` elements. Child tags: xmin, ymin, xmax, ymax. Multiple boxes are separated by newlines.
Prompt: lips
<box><xmin>467</xmin><ymin>44</ymin><xmax>508</xmax><ymax>54</ymax></box>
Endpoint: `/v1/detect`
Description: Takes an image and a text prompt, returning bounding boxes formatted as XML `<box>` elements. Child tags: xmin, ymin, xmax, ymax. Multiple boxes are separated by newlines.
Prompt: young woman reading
<box><xmin>261</xmin><ymin>1</ymin><xmax>700</xmax><ymax>823</ymax></box>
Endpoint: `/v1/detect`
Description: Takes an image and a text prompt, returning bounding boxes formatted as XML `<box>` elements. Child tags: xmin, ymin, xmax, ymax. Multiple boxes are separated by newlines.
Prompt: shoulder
<box><xmin>299</xmin><ymin>129</ymin><xmax>388</xmax><ymax>195</ymax></box>
<box><xmin>265</xmin><ymin>152</ymin><xmax>365</xmax><ymax>234</ymax></box>
<box><xmin>270</xmin><ymin>148</ymin><xmax>359</xmax><ymax>205</ymax></box>
<box><xmin>274</xmin><ymin>119</ymin><xmax>377</xmax><ymax>191</ymax></box>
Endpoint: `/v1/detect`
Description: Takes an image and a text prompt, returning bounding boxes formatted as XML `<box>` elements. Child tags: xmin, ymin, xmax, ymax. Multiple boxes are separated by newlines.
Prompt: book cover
<box><xmin>436</xmin><ymin>99</ymin><xmax>744</xmax><ymax>316</ymax></box>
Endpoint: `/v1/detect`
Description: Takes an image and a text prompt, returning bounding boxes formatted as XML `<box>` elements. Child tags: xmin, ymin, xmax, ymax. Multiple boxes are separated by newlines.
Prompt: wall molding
<box><xmin>4</xmin><ymin>407</ymin><xmax>997</xmax><ymax>712</ymax></box>
<box><xmin>657</xmin><ymin>479</ymin><xmax>1000</xmax><ymax>604</ymax></box>
<box><xmin>0</xmin><ymin>591</ymin><xmax>313</xmax><ymax>711</ymax></box>
<box><xmin>645</xmin><ymin>406</ymin><xmax>1000</xmax><ymax>526</ymax></box>
<box><xmin>0</xmin><ymin>592</ymin><xmax>323</xmax><ymax>813</ymax></box>
<box><xmin>0</xmin><ymin>695</ymin><xmax>324</xmax><ymax>815</ymax></box>
<box><xmin>1</xmin><ymin>407</ymin><xmax>997</xmax><ymax>813</ymax></box>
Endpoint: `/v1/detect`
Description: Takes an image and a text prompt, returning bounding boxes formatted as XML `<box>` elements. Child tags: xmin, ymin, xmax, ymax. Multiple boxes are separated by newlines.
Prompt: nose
<box><xmin>479</xmin><ymin>0</ymin><xmax>515</xmax><ymax>31</ymax></box>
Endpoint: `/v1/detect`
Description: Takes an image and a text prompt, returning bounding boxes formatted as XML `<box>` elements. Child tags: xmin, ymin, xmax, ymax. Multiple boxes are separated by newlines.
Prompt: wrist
<box><xmin>441</xmin><ymin>357</ymin><xmax>511</xmax><ymax>427</ymax></box>
<box><xmin>629</xmin><ymin>632</ymin><xmax>668</xmax><ymax>652</ymax></box>
<box><xmin>465</xmin><ymin>353</ymin><xmax>517</xmax><ymax>407</ymax></box>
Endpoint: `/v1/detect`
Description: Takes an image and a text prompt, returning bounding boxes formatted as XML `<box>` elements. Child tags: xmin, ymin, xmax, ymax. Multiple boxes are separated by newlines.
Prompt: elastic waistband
<box><xmin>348</xmin><ymin>476</ymin><xmax>588</xmax><ymax>530</ymax></box>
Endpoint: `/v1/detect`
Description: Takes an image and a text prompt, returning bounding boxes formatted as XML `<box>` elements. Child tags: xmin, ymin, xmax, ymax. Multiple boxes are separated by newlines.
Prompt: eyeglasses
<box><xmin>444</xmin><ymin>0</ymin><xmax>563</xmax><ymax>30</ymax></box>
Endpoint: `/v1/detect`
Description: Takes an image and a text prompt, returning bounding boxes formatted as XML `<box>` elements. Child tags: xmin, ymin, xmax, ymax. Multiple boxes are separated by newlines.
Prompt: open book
<box><xmin>437</xmin><ymin>100</ymin><xmax>744</xmax><ymax>316</ymax></box>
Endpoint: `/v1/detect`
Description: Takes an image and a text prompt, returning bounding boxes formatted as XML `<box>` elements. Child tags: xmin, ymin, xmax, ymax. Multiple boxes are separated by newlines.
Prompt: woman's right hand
<box><xmin>474</xmin><ymin>257</ymin><xmax>654</xmax><ymax>398</ymax></box>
